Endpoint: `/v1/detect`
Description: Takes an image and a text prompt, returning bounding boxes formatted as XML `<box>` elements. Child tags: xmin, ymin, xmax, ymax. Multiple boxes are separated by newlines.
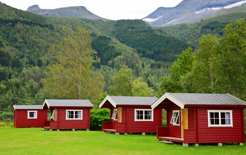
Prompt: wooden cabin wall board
<box><xmin>197</xmin><ymin>108</ymin><xmax>243</xmax><ymax>143</ymax></box>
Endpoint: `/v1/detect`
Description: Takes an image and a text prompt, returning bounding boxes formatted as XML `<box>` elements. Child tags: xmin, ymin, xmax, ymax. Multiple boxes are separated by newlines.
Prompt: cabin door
<box><xmin>182</xmin><ymin>108</ymin><xmax>188</xmax><ymax>138</ymax></box>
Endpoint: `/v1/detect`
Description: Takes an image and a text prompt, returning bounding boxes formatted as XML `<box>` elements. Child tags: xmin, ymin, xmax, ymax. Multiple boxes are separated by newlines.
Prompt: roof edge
<box><xmin>42</xmin><ymin>99</ymin><xmax>49</xmax><ymax>109</ymax></box>
<box><xmin>151</xmin><ymin>93</ymin><xmax>184</xmax><ymax>109</ymax></box>
<box><xmin>99</xmin><ymin>96</ymin><xmax>116</xmax><ymax>108</ymax></box>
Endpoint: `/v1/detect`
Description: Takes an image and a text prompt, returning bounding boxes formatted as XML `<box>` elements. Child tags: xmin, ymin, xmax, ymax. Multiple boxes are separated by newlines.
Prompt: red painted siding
<box><xmin>166</xmin><ymin>107</ymin><xmax>182</xmax><ymax>138</ymax></box>
<box><xmin>123</xmin><ymin>107</ymin><xmax>162</xmax><ymax>133</ymax></box>
<box><xmin>49</xmin><ymin>108</ymin><xmax>90</xmax><ymax>130</ymax></box>
<box><xmin>14</xmin><ymin>109</ymin><xmax>47</xmax><ymax>128</ymax></box>
<box><xmin>188</xmin><ymin>108</ymin><xmax>196</xmax><ymax>130</ymax></box>
<box><xmin>197</xmin><ymin>108</ymin><xmax>244</xmax><ymax>143</ymax></box>
<box><xmin>184</xmin><ymin>129</ymin><xmax>197</xmax><ymax>143</ymax></box>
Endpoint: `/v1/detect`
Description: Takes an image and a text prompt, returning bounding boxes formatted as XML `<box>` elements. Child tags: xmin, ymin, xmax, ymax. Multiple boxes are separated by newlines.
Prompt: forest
<box><xmin>0</xmin><ymin>2</ymin><xmax>246</xmax><ymax>125</ymax></box>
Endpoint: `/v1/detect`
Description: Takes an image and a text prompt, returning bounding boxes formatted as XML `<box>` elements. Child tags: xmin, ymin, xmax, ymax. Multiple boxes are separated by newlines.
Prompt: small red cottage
<box><xmin>99</xmin><ymin>96</ymin><xmax>161</xmax><ymax>134</ymax></box>
<box><xmin>151</xmin><ymin>93</ymin><xmax>246</xmax><ymax>146</ymax></box>
<box><xmin>13</xmin><ymin>105</ymin><xmax>47</xmax><ymax>128</ymax></box>
<box><xmin>42</xmin><ymin>99</ymin><xmax>93</xmax><ymax>131</ymax></box>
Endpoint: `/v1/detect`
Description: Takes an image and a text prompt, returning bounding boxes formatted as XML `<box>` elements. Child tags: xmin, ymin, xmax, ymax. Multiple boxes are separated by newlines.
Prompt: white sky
<box><xmin>0</xmin><ymin>0</ymin><xmax>183</xmax><ymax>20</ymax></box>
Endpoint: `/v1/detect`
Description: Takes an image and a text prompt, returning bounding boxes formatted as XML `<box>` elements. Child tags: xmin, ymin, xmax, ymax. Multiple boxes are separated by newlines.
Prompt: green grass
<box><xmin>0</xmin><ymin>127</ymin><xmax>245</xmax><ymax>155</ymax></box>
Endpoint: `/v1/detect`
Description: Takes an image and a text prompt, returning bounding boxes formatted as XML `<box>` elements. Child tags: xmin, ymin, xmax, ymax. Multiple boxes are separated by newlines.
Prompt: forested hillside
<box><xmin>0</xmin><ymin>2</ymin><xmax>190</xmax><ymax>121</ymax></box>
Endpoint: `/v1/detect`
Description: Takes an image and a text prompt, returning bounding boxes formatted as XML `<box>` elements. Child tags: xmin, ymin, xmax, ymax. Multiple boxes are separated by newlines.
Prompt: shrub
<box><xmin>90</xmin><ymin>109</ymin><xmax>110</xmax><ymax>130</ymax></box>
<box><xmin>0</xmin><ymin>121</ymin><xmax>7</xmax><ymax>126</ymax></box>
<box><xmin>8</xmin><ymin>122</ymin><xmax>14</xmax><ymax>127</ymax></box>
<box><xmin>162</xmin><ymin>120</ymin><xmax>167</xmax><ymax>127</ymax></box>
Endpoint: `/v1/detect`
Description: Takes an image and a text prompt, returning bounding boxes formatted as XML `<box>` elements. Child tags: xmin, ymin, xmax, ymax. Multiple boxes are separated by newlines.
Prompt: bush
<box><xmin>8</xmin><ymin>122</ymin><xmax>14</xmax><ymax>127</ymax></box>
<box><xmin>162</xmin><ymin>120</ymin><xmax>167</xmax><ymax>127</ymax></box>
<box><xmin>90</xmin><ymin>109</ymin><xmax>110</xmax><ymax>130</ymax></box>
<box><xmin>0</xmin><ymin>121</ymin><xmax>7</xmax><ymax>126</ymax></box>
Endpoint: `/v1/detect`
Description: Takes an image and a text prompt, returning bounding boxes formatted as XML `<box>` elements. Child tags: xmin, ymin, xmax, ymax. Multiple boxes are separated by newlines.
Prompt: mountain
<box><xmin>144</xmin><ymin>0</ymin><xmax>246</xmax><ymax>27</ymax></box>
<box><xmin>27</xmin><ymin>5</ymin><xmax>105</xmax><ymax>20</ymax></box>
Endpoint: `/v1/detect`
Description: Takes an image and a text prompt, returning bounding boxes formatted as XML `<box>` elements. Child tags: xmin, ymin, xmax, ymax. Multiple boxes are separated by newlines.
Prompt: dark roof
<box><xmin>43</xmin><ymin>99</ymin><xmax>93</xmax><ymax>108</ymax></box>
<box><xmin>13</xmin><ymin>105</ymin><xmax>42</xmax><ymax>110</ymax></box>
<box><xmin>99</xmin><ymin>96</ymin><xmax>158</xmax><ymax>108</ymax></box>
<box><xmin>152</xmin><ymin>93</ymin><xmax>246</xmax><ymax>109</ymax></box>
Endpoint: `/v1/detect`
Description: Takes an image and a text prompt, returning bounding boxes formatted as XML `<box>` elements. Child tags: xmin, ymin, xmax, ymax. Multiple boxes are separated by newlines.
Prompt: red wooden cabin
<box><xmin>99</xmin><ymin>96</ymin><xmax>161</xmax><ymax>134</ymax></box>
<box><xmin>13</xmin><ymin>105</ymin><xmax>47</xmax><ymax>128</ymax></box>
<box><xmin>151</xmin><ymin>93</ymin><xmax>246</xmax><ymax>146</ymax></box>
<box><xmin>42</xmin><ymin>99</ymin><xmax>93</xmax><ymax>131</ymax></box>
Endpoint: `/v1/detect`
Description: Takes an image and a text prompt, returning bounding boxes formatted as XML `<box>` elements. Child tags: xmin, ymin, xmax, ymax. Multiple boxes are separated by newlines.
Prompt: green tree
<box><xmin>132</xmin><ymin>78</ymin><xmax>154</xmax><ymax>96</ymax></box>
<box><xmin>180</xmin><ymin>35</ymin><xmax>218</xmax><ymax>93</ymax></box>
<box><xmin>212</xmin><ymin>19</ymin><xmax>246</xmax><ymax>95</ymax></box>
<box><xmin>42</xmin><ymin>26</ymin><xmax>104</xmax><ymax>101</ymax></box>
<box><xmin>159</xmin><ymin>47</ymin><xmax>194</xmax><ymax>93</ymax></box>
<box><xmin>109</xmin><ymin>65</ymin><xmax>133</xmax><ymax>96</ymax></box>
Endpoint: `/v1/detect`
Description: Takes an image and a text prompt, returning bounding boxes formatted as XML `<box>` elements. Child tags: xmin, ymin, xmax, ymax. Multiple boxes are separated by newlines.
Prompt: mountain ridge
<box><xmin>27</xmin><ymin>4</ymin><xmax>106</xmax><ymax>20</ymax></box>
<box><xmin>144</xmin><ymin>0</ymin><xmax>246</xmax><ymax>27</ymax></box>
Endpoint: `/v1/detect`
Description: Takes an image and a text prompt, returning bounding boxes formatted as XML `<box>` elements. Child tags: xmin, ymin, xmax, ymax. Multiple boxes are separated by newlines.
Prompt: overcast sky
<box><xmin>0</xmin><ymin>0</ymin><xmax>183</xmax><ymax>20</ymax></box>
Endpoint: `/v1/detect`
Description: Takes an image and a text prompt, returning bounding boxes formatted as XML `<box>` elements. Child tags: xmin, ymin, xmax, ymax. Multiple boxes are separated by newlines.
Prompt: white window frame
<box><xmin>27</xmin><ymin>110</ymin><xmax>37</xmax><ymax>119</ymax></box>
<box><xmin>134</xmin><ymin>109</ymin><xmax>153</xmax><ymax>121</ymax></box>
<box><xmin>207</xmin><ymin>110</ymin><xmax>233</xmax><ymax>127</ymax></box>
<box><xmin>111</xmin><ymin>109</ymin><xmax>118</xmax><ymax>120</ymax></box>
<box><xmin>66</xmin><ymin>110</ymin><xmax>83</xmax><ymax>120</ymax></box>
<box><xmin>51</xmin><ymin>110</ymin><xmax>55</xmax><ymax>120</ymax></box>
<box><xmin>170</xmin><ymin>110</ymin><xmax>180</xmax><ymax>126</ymax></box>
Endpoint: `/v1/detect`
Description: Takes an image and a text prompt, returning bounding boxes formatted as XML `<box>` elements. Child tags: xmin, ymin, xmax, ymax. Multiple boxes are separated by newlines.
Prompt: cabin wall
<box><xmin>197</xmin><ymin>107</ymin><xmax>244</xmax><ymax>143</ymax></box>
<box><xmin>123</xmin><ymin>107</ymin><xmax>162</xmax><ymax>133</ymax></box>
<box><xmin>50</xmin><ymin>108</ymin><xmax>90</xmax><ymax>130</ymax></box>
<box><xmin>166</xmin><ymin>106</ymin><xmax>182</xmax><ymax>138</ymax></box>
<box><xmin>14</xmin><ymin>109</ymin><xmax>47</xmax><ymax>128</ymax></box>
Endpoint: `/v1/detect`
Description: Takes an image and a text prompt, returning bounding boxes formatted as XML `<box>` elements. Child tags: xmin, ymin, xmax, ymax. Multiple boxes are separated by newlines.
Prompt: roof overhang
<box><xmin>151</xmin><ymin>93</ymin><xmax>184</xmax><ymax>109</ymax></box>
<box><xmin>99</xmin><ymin>96</ymin><xmax>116</xmax><ymax>108</ymax></box>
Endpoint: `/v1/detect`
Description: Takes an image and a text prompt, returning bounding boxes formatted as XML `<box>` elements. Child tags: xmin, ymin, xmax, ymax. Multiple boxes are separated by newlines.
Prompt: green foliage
<box><xmin>90</xmin><ymin>109</ymin><xmax>110</xmax><ymax>130</ymax></box>
<box><xmin>132</xmin><ymin>78</ymin><xmax>154</xmax><ymax>97</ymax></box>
<box><xmin>91</xmin><ymin>36</ymin><xmax>120</xmax><ymax>65</ymax></box>
<box><xmin>159</xmin><ymin>47</ymin><xmax>194</xmax><ymax>93</ymax></box>
<box><xmin>42</xmin><ymin>26</ymin><xmax>104</xmax><ymax>101</ymax></box>
<box><xmin>114</xmin><ymin>20</ymin><xmax>190</xmax><ymax>63</ymax></box>
<box><xmin>109</xmin><ymin>65</ymin><xmax>133</xmax><ymax>96</ymax></box>
<box><xmin>162</xmin><ymin>19</ymin><xmax>246</xmax><ymax>101</ymax></box>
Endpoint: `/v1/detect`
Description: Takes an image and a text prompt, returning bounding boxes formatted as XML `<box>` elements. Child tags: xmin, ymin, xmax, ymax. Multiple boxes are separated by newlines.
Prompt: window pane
<box><xmin>210</xmin><ymin>119</ymin><xmax>214</xmax><ymax>125</ymax></box>
<box><xmin>75</xmin><ymin>111</ymin><xmax>81</xmax><ymax>118</ymax></box>
<box><xmin>215</xmin><ymin>119</ymin><xmax>219</xmax><ymax>125</ymax></box>
<box><xmin>221</xmin><ymin>119</ymin><xmax>225</xmax><ymax>124</ymax></box>
<box><xmin>215</xmin><ymin>112</ymin><xmax>219</xmax><ymax>118</ymax></box>
<box><xmin>68</xmin><ymin>111</ymin><xmax>74</xmax><ymax>118</ymax></box>
<box><xmin>225</xmin><ymin>119</ymin><xmax>230</xmax><ymax>125</ymax></box>
<box><xmin>221</xmin><ymin>112</ymin><xmax>225</xmax><ymax>119</ymax></box>
<box><xmin>144</xmin><ymin>110</ymin><xmax>152</xmax><ymax>120</ymax></box>
<box><xmin>29</xmin><ymin>112</ymin><xmax>34</xmax><ymax>117</ymax></box>
<box><xmin>136</xmin><ymin>110</ymin><xmax>143</xmax><ymax>120</ymax></box>
<box><xmin>210</xmin><ymin>112</ymin><xmax>214</xmax><ymax>118</ymax></box>
<box><xmin>176</xmin><ymin>115</ymin><xmax>179</xmax><ymax>124</ymax></box>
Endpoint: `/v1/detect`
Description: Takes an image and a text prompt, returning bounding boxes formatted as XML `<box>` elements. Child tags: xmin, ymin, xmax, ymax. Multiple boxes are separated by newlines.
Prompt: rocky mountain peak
<box><xmin>27</xmin><ymin>5</ymin><xmax>40</xmax><ymax>11</ymax></box>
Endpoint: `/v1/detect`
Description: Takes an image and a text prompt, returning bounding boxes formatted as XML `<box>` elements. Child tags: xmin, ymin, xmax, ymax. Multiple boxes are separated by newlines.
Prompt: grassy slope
<box><xmin>0</xmin><ymin>127</ymin><xmax>245</xmax><ymax>155</ymax></box>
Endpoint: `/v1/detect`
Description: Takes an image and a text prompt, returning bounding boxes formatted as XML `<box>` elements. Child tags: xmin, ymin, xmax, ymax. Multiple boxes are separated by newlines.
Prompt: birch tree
<box><xmin>42</xmin><ymin>26</ymin><xmax>104</xmax><ymax>101</ymax></box>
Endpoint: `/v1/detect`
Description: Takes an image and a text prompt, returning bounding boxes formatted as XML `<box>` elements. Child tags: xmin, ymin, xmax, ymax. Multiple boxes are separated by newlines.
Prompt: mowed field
<box><xmin>0</xmin><ymin>127</ymin><xmax>245</xmax><ymax>155</ymax></box>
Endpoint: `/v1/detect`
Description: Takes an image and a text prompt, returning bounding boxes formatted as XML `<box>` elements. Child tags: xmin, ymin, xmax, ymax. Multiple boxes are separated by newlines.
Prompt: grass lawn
<box><xmin>0</xmin><ymin>127</ymin><xmax>245</xmax><ymax>155</ymax></box>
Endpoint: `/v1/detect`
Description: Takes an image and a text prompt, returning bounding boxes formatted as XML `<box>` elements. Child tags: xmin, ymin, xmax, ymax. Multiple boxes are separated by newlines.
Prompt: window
<box><xmin>66</xmin><ymin>110</ymin><xmax>82</xmax><ymax>120</ymax></box>
<box><xmin>27</xmin><ymin>111</ymin><xmax>37</xmax><ymax>119</ymax></box>
<box><xmin>170</xmin><ymin>110</ymin><xmax>180</xmax><ymax>126</ymax></box>
<box><xmin>208</xmin><ymin>110</ymin><xmax>233</xmax><ymax>127</ymax></box>
<box><xmin>135</xmin><ymin>109</ymin><xmax>153</xmax><ymax>121</ymax></box>
<box><xmin>51</xmin><ymin>110</ymin><xmax>55</xmax><ymax>120</ymax></box>
<box><xmin>112</xmin><ymin>109</ymin><xmax>118</xmax><ymax>120</ymax></box>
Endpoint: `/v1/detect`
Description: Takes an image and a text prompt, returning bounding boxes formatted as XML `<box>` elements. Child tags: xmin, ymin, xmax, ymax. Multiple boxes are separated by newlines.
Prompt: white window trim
<box><xmin>111</xmin><ymin>109</ymin><xmax>118</xmax><ymax>120</ymax></box>
<box><xmin>66</xmin><ymin>110</ymin><xmax>83</xmax><ymax>120</ymax></box>
<box><xmin>207</xmin><ymin>110</ymin><xmax>233</xmax><ymax>127</ymax></box>
<box><xmin>27</xmin><ymin>110</ymin><xmax>37</xmax><ymax>119</ymax></box>
<box><xmin>170</xmin><ymin>110</ymin><xmax>180</xmax><ymax>126</ymax></box>
<box><xmin>134</xmin><ymin>109</ymin><xmax>154</xmax><ymax>121</ymax></box>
